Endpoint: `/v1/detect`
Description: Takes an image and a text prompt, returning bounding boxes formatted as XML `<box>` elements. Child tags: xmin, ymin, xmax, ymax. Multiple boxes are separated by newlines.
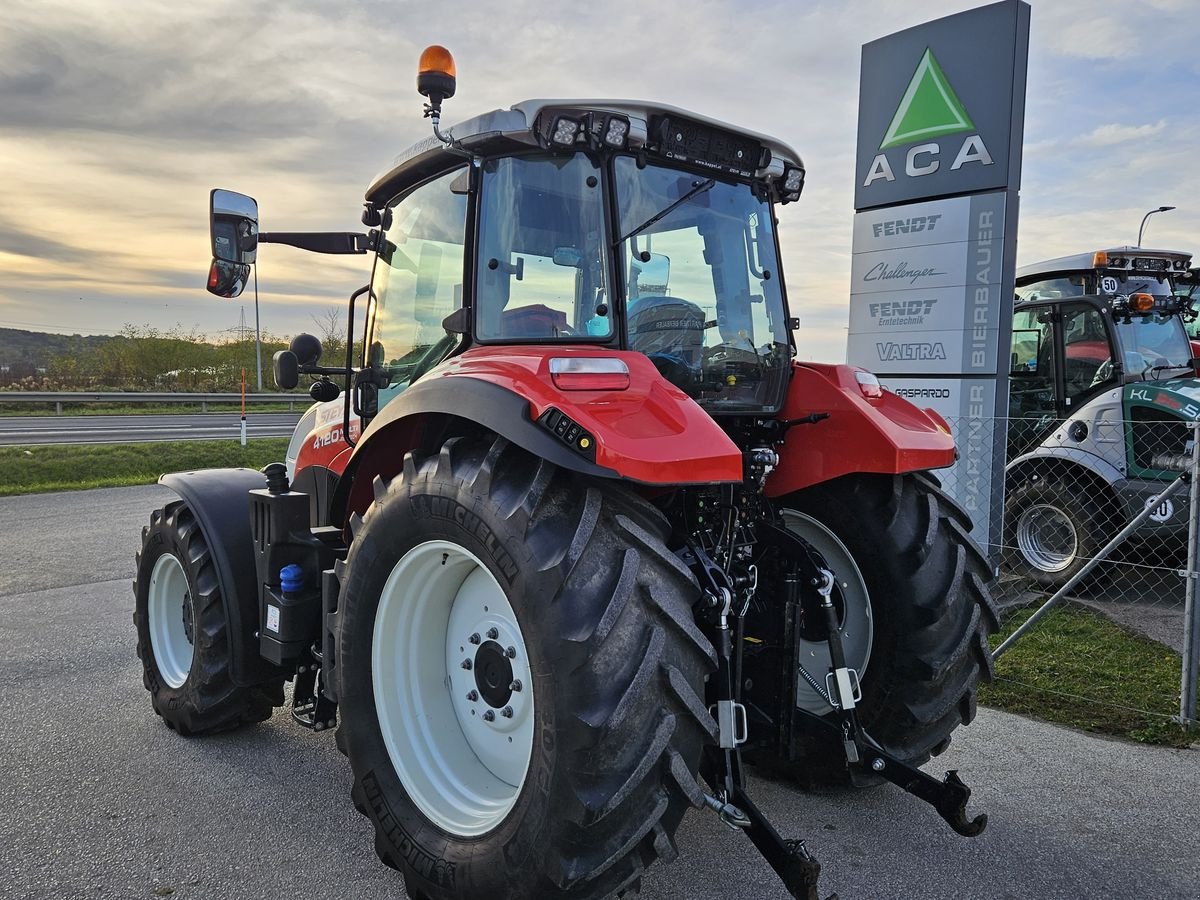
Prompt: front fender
<box><xmin>159</xmin><ymin>468</ymin><xmax>284</xmax><ymax>687</ymax></box>
<box><xmin>765</xmin><ymin>363</ymin><xmax>956</xmax><ymax>498</ymax></box>
<box><xmin>1007</xmin><ymin>445</ymin><xmax>1125</xmax><ymax>487</ymax></box>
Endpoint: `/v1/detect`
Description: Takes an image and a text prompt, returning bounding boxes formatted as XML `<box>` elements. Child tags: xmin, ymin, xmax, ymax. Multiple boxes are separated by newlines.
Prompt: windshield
<box><xmin>613</xmin><ymin>156</ymin><xmax>791</xmax><ymax>413</ymax></box>
<box><xmin>1115</xmin><ymin>314</ymin><xmax>1193</xmax><ymax>374</ymax></box>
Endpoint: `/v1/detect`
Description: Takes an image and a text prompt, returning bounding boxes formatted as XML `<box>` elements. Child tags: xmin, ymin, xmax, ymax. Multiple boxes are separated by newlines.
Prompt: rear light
<box><xmin>854</xmin><ymin>370</ymin><xmax>883</xmax><ymax>400</ymax></box>
<box><xmin>1130</xmin><ymin>293</ymin><xmax>1155</xmax><ymax>312</ymax></box>
<box><xmin>549</xmin><ymin>357</ymin><xmax>630</xmax><ymax>391</ymax></box>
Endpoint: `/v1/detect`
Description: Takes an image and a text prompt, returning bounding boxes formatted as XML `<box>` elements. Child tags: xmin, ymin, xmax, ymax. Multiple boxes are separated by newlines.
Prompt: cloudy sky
<box><xmin>1</xmin><ymin>0</ymin><xmax>1196</xmax><ymax>361</ymax></box>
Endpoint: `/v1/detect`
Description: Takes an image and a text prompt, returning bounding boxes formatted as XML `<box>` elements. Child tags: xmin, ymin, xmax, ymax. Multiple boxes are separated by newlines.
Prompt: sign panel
<box><xmin>878</xmin><ymin>376</ymin><xmax>1006</xmax><ymax>538</ymax></box>
<box><xmin>854</xmin><ymin>1</ymin><xmax>1030</xmax><ymax>210</ymax></box>
<box><xmin>848</xmin><ymin>192</ymin><xmax>1008</xmax><ymax>377</ymax></box>
<box><xmin>847</xmin><ymin>1</ymin><xmax>1029</xmax><ymax>558</ymax></box>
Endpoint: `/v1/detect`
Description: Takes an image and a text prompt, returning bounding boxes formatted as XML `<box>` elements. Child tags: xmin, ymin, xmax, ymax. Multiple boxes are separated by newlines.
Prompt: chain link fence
<box><xmin>936</xmin><ymin>413</ymin><xmax>1199</xmax><ymax>737</ymax></box>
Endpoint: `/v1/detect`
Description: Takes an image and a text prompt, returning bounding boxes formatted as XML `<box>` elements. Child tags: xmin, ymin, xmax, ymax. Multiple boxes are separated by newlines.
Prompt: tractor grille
<box><xmin>1130</xmin><ymin>406</ymin><xmax>1191</xmax><ymax>472</ymax></box>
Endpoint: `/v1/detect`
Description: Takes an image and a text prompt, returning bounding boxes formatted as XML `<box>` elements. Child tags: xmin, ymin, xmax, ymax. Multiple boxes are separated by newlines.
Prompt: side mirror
<box><xmin>207</xmin><ymin>259</ymin><xmax>250</xmax><ymax>299</ymax></box>
<box><xmin>273</xmin><ymin>351</ymin><xmax>299</xmax><ymax>390</ymax></box>
<box><xmin>631</xmin><ymin>252</ymin><xmax>671</xmax><ymax>297</ymax></box>
<box><xmin>210</xmin><ymin>188</ymin><xmax>259</xmax><ymax>265</ymax></box>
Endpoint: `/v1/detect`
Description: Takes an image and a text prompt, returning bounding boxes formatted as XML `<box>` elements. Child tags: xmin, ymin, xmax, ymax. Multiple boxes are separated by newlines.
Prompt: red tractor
<box><xmin>135</xmin><ymin>47</ymin><xmax>996</xmax><ymax>900</ymax></box>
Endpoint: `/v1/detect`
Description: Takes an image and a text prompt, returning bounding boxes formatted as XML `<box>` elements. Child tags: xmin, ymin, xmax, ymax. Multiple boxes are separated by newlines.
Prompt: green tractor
<box><xmin>1006</xmin><ymin>247</ymin><xmax>1197</xmax><ymax>586</ymax></box>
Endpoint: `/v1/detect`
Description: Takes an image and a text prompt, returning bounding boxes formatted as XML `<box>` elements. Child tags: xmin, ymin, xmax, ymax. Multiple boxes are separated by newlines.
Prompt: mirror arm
<box><xmin>258</xmin><ymin>231</ymin><xmax>375</xmax><ymax>255</ymax></box>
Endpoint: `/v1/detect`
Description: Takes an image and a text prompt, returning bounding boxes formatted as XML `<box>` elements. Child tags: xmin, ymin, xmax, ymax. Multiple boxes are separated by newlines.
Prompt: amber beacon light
<box><xmin>417</xmin><ymin>45</ymin><xmax>456</xmax><ymax>104</ymax></box>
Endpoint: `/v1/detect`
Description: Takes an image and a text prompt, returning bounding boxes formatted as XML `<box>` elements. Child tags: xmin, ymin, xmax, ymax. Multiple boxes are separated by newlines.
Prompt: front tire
<box><xmin>769</xmin><ymin>473</ymin><xmax>997</xmax><ymax>779</ymax></box>
<box><xmin>133</xmin><ymin>500</ymin><xmax>283</xmax><ymax>735</ymax></box>
<box><xmin>1005</xmin><ymin>476</ymin><xmax>1107</xmax><ymax>589</ymax></box>
<box><xmin>335</xmin><ymin>436</ymin><xmax>717</xmax><ymax>899</ymax></box>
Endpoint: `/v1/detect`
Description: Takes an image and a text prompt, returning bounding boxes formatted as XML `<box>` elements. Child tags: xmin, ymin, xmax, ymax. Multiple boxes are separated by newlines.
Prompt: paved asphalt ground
<box><xmin>0</xmin><ymin>412</ymin><xmax>303</xmax><ymax>446</ymax></box>
<box><xmin>1</xmin><ymin>484</ymin><xmax>1197</xmax><ymax>900</ymax></box>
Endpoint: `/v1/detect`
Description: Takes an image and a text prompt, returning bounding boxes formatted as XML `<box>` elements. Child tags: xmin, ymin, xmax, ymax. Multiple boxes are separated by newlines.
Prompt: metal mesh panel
<box><xmin>935</xmin><ymin>414</ymin><xmax>1198</xmax><ymax>733</ymax></box>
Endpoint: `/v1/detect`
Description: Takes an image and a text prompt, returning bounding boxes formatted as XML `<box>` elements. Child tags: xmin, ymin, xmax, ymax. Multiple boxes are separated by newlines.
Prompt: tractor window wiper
<box><xmin>617</xmin><ymin>178</ymin><xmax>715</xmax><ymax>245</ymax></box>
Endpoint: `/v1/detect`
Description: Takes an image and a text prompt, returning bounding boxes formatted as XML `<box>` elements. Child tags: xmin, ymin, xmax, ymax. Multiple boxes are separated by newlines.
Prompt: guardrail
<box><xmin>0</xmin><ymin>392</ymin><xmax>305</xmax><ymax>414</ymax></box>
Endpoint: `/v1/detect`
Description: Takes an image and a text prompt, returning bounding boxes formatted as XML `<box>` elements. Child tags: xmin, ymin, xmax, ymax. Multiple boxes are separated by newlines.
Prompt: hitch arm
<box><xmin>860</xmin><ymin>748</ymin><xmax>987</xmax><ymax>837</ymax></box>
<box><xmin>699</xmin><ymin>759</ymin><xmax>836</xmax><ymax>900</ymax></box>
<box><xmin>729</xmin><ymin>784</ymin><xmax>837</xmax><ymax>900</ymax></box>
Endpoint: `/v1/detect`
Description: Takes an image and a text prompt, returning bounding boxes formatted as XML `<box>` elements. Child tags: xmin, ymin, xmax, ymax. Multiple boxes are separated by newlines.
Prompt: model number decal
<box><xmin>312</xmin><ymin>427</ymin><xmax>344</xmax><ymax>450</ymax></box>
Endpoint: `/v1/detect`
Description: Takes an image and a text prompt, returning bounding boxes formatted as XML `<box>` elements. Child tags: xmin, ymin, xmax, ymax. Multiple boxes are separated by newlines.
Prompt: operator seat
<box><xmin>628</xmin><ymin>296</ymin><xmax>706</xmax><ymax>390</ymax></box>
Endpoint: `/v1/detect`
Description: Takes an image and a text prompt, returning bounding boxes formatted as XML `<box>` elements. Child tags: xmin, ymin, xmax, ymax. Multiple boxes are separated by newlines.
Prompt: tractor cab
<box><xmin>359</xmin><ymin>101</ymin><xmax>801</xmax><ymax>422</ymax></box>
<box><xmin>1008</xmin><ymin>247</ymin><xmax>1196</xmax><ymax>457</ymax></box>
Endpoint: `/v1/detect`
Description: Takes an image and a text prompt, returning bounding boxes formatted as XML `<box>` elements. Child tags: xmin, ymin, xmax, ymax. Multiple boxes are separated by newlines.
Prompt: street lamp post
<box><xmin>1138</xmin><ymin>206</ymin><xmax>1176</xmax><ymax>247</ymax></box>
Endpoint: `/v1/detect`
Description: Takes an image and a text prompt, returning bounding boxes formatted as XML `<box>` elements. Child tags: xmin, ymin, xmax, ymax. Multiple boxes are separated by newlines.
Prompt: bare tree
<box><xmin>311</xmin><ymin>306</ymin><xmax>346</xmax><ymax>357</ymax></box>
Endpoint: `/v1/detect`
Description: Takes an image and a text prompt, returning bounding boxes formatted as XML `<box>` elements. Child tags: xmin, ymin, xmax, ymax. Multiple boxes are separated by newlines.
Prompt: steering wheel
<box><xmin>1091</xmin><ymin>350</ymin><xmax>1149</xmax><ymax>387</ymax></box>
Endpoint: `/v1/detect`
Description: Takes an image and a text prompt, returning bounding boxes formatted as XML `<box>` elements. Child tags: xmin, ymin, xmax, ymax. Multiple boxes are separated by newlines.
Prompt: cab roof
<box><xmin>1017</xmin><ymin>246</ymin><xmax>1193</xmax><ymax>282</ymax></box>
<box><xmin>365</xmin><ymin>99</ymin><xmax>805</xmax><ymax>205</ymax></box>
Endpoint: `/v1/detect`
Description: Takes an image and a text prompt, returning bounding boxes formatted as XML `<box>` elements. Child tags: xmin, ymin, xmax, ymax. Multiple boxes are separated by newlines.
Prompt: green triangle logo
<box><xmin>879</xmin><ymin>48</ymin><xmax>975</xmax><ymax>150</ymax></box>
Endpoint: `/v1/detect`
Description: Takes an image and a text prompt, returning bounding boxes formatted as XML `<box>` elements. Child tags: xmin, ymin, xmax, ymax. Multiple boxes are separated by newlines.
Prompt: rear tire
<box><xmin>765</xmin><ymin>473</ymin><xmax>997</xmax><ymax>781</ymax></box>
<box><xmin>335</xmin><ymin>435</ymin><xmax>717</xmax><ymax>899</ymax></box>
<box><xmin>133</xmin><ymin>500</ymin><xmax>283</xmax><ymax>735</ymax></box>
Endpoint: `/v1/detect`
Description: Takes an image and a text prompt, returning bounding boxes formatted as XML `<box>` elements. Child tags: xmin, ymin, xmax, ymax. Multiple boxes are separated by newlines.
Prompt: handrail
<box><xmin>0</xmin><ymin>392</ymin><xmax>304</xmax><ymax>414</ymax></box>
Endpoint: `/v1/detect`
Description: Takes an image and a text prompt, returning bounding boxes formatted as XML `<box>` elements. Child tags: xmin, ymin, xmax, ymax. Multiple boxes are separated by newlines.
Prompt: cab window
<box><xmin>1061</xmin><ymin>303</ymin><xmax>1112</xmax><ymax>404</ymax></box>
<box><xmin>1015</xmin><ymin>276</ymin><xmax>1086</xmax><ymax>303</ymax></box>
<box><xmin>475</xmin><ymin>153</ymin><xmax>610</xmax><ymax>341</ymax></box>
<box><xmin>368</xmin><ymin>168</ymin><xmax>468</xmax><ymax>385</ymax></box>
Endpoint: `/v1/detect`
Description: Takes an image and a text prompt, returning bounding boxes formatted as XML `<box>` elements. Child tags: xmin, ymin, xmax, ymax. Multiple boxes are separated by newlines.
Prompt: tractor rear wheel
<box><xmin>335</xmin><ymin>435</ymin><xmax>717</xmax><ymax>900</ymax></box>
<box><xmin>767</xmin><ymin>472</ymin><xmax>997</xmax><ymax>781</ymax></box>
<box><xmin>133</xmin><ymin>500</ymin><xmax>283</xmax><ymax>735</ymax></box>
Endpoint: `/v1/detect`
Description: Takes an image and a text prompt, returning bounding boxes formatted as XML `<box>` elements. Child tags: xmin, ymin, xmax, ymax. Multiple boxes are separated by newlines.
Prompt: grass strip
<box><xmin>0</xmin><ymin>438</ymin><xmax>291</xmax><ymax>496</ymax></box>
<box><xmin>981</xmin><ymin>603</ymin><xmax>1196</xmax><ymax>747</ymax></box>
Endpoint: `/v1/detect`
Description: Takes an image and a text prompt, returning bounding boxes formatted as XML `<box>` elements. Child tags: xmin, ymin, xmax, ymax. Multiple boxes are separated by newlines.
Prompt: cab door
<box><xmin>1008</xmin><ymin>305</ymin><xmax>1060</xmax><ymax>457</ymax></box>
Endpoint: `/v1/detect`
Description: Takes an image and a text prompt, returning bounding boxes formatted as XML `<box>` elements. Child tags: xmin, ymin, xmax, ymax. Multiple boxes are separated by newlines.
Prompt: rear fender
<box><xmin>336</xmin><ymin>345</ymin><xmax>743</xmax><ymax>525</ymax></box>
<box><xmin>159</xmin><ymin>468</ymin><xmax>286</xmax><ymax>687</ymax></box>
<box><xmin>765</xmin><ymin>363</ymin><xmax>956</xmax><ymax>498</ymax></box>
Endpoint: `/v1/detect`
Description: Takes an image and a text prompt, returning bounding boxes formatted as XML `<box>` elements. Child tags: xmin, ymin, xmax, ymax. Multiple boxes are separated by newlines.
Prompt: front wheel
<box><xmin>133</xmin><ymin>500</ymin><xmax>283</xmax><ymax>734</ymax></box>
<box><xmin>1005</xmin><ymin>477</ymin><xmax>1108</xmax><ymax>589</ymax></box>
<box><xmin>335</xmin><ymin>435</ymin><xmax>717</xmax><ymax>899</ymax></box>
<box><xmin>764</xmin><ymin>473</ymin><xmax>997</xmax><ymax>780</ymax></box>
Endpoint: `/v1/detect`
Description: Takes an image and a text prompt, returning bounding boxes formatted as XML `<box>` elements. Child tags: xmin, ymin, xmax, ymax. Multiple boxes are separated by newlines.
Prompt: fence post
<box><xmin>1180</xmin><ymin>421</ymin><xmax>1200</xmax><ymax>727</ymax></box>
<box><xmin>55</xmin><ymin>401</ymin><xmax>62</xmax><ymax>415</ymax></box>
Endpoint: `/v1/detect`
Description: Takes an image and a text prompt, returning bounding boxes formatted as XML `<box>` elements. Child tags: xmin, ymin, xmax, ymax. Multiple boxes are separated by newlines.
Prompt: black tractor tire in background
<box><xmin>1004</xmin><ymin>475</ymin><xmax>1109</xmax><ymax>589</ymax></box>
<box><xmin>133</xmin><ymin>500</ymin><xmax>284</xmax><ymax>735</ymax></box>
<box><xmin>768</xmin><ymin>472</ymin><xmax>998</xmax><ymax>782</ymax></box>
<box><xmin>335</xmin><ymin>435</ymin><xmax>717</xmax><ymax>900</ymax></box>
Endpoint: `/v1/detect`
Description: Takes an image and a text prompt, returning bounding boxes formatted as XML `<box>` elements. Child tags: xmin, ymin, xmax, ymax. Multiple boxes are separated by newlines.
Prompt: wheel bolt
<box><xmin>461</xmin><ymin>659</ymin><xmax>472</xmax><ymax>670</ymax></box>
<box><xmin>482</xmin><ymin>710</ymin><xmax>495</xmax><ymax>722</ymax></box>
<box><xmin>486</xmin><ymin>627</ymin><xmax>499</xmax><ymax>640</ymax></box>
<box><xmin>468</xmin><ymin>633</ymin><xmax>481</xmax><ymax>645</ymax></box>
<box><xmin>501</xmin><ymin>706</ymin><xmax>514</xmax><ymax>718</ymax></box>
<box><xmin>510</xmin><ymin>679</ymin><xmax>522</xmax><ymax>692</ymax></box>
<box><xmin>467</xmin><ymin>690</ymin><xmax>478</xmax><ymax>702</ymax></box>
<box><xmin>506</xmin><ymin>646</ymin><xmax>516</xmax><ymax>659</ymax></box>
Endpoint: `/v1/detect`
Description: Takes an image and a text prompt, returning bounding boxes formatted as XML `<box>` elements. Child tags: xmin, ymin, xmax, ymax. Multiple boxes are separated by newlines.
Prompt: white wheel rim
<box><xmin>782</xmin><ymin>511</ymin><xmax>874</xmax><ymax>715</ymax></box>
<box><xmin>148</xmin><ymin>553</ymin><xmax>194</xmax><ymax>689</ymax></box>
<box><xmin>1017</xmin><ymin>503</ymin><xmax>1078</xmax><ymax>573</ymax></box>
<box><xmin>372</xmin><ymin>540</ymin><xmax>534</xmax><ymax>837</ymax></box>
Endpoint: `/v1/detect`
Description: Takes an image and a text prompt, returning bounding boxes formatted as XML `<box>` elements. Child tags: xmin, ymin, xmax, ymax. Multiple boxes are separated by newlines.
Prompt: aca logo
<box><xmin>862</xmin><ymin>48</ymin><xmax>994</xmax><ymax>187</ymax></box>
